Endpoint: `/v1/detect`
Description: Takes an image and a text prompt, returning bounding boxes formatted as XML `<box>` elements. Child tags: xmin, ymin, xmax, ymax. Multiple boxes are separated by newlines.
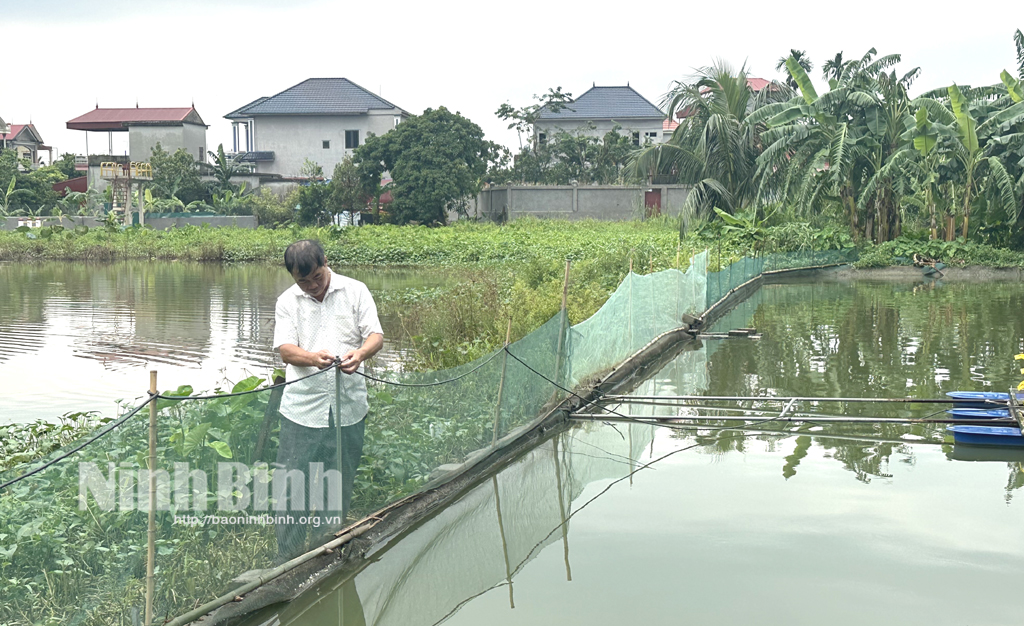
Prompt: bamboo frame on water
<box><xmin>602</xmin><ymin>394</ymin><xmax>976</xmax><ymax>404</ymax></box>
<box><xmin>569</xmin><ymin>413</ymin><xmax>1015</xmax><ymax>426</ymax></box>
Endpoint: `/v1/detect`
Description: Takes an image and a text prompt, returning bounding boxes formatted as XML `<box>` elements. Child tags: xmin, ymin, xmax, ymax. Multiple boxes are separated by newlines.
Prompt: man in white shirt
<box><xmin>272</xmin><ymin>239</ymin><xmax>383</xmax><ymax>559</ymax></box>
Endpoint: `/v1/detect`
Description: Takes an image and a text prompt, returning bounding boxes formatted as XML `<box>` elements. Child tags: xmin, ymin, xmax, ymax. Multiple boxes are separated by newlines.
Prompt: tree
<box><xmin>296</xmin><ymin>181</ymin><xmax>332</xmax><ymax>226</ymax></box>
<box><xmin>776</xmin><ymin>49</ymin><xmax>814</xmax><ymax>89</ymax></box>
<box><xmin>207</xmin><ymin>144</ymin><xmax>245</xmax><ymax>192</ymax></box>
<box><xmin>329</xmin><ymin>156</ymin><xmax>371</xmax><ymax>218</ymax></box>
<box><xmin>150</xmin><ymin>143</ymin><xmax>208</xmax><ymax>205</ymax></box>
<box><xmin>300</xmin><ymin>158</ymin><xmax>324</xmax><ymax>179</ymax></box>
<box><xmin>354</xmin><ymin>107</ymin><xmax>496</xmax><ymax>225</ymax></box>
<box><xmin>752</xmin><ymin>50</ymin><xmax>919</xmax><ymax>242</ymax></box>
<box><xmin>1015</xmin><ymin>28</ymin><xmax>1024</xmax><ymax>79</ymax></box>
<box><xmin>626</xmin><ymin>60</ymin><xmax>789</xmax><ymax>225</ymax></box>
<box><xmin>495</xmin><ymin>87</ymin><xmax>573</xmax><ymax>150</ymax></box>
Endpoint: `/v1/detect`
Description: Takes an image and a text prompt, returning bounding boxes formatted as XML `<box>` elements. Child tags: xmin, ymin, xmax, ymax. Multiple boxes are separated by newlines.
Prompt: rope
<box><xmin>151</xmin><ymin>366</ymin><xmax>332</xmax><ymax>401</ymax></box>
<box><xmin>0</xmin><ymin>400</ymin><xmax>150</xmax><ymax>492</ymax></box>
<box><xmin>354</xmin><ymin>349</ymin><xmax>505</xmax><ymax>387</ymax></box>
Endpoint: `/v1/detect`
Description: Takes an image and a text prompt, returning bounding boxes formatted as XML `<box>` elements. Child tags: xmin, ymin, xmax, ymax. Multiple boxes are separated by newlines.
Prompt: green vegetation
<box><xmin>0</xmin><ymin>152</ymin><xmax>86</xmax><ymax>218</ymax></box>
<box><xmin>354</xmin><ymin>107</ymin><xmax>497</xmax><ymax>224</ymax></box>
<box><xmin>630</xmin><ymin>35</ymin><xmax>1024</xmax><ymax>245</ymax></box>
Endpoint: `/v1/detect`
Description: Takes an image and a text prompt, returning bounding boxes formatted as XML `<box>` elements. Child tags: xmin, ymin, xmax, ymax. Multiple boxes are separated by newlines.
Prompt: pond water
<box><xmin>0</xmin><ymin>262</ymin><xmax>444</xmax><ymax>424</ymax></box>
<box><xmin>240</xmin><ymin>277</ymin><xmax>1024</xmax><ymax>626</ymax></box>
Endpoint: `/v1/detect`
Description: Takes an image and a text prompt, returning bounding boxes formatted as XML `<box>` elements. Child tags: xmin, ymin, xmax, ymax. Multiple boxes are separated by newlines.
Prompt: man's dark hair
<box><xmin>284</xmin><ymin>240</ymin><xmax>327</xmax><ymax>277</ymax></box>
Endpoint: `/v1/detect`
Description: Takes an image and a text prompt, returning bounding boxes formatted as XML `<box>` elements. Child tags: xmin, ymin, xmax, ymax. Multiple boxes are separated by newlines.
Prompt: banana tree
<box><xmin>0</xmin><ymin>176</ymin><xmax>30</xmax><ymax>216</ymax></box>
<box><xmin>752</xmin><ymin>53</ymin><xmax>910</xmax><ymax>241</ymax></box>
<box><xmin>917</xmin><ymin>84</ymin><xmax>1024</xmax><ymax>238</ymax></box>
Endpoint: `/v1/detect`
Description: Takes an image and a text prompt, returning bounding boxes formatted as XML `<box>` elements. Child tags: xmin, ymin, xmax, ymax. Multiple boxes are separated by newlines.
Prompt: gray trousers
<box><xmin>274</xmin><ymin>412</ymin><xmax>365</xmax><ymax>560</ymax></box>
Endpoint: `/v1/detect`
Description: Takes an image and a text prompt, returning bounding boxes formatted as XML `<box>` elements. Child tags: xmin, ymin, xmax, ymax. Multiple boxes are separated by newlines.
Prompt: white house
<box><xmin>533</xmin><ymin>85</ymin><xmax>668</xmax><ymax>147</ymax></box>
<box><xmin>1</xmin><ymin>123</ymin><xmax>50</xmax><ymax>168</ymax></box>
<box><xmin>224</xmin><ymin>78</ymin><xmax>410</xmax><ymax>177</ymax></box>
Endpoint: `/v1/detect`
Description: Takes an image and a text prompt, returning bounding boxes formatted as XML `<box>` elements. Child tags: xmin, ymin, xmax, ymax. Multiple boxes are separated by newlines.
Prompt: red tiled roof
<box><xmin>67</xmin><ymin>107</ymin><xmax>206</xmax><ymax>131</ymax></box>
<box><xmin>1</xmin><ymin>124</ymin><xmax>43</xmax><ymax>144</ymax></box>
<box><xmin>662</xmin><ymin>119</ymin><xmax>679</xmax><ymax>131</ymax></box>
<box><xmin>746</xmin><ymin>77</ymin><xmax>771</xmax><ymax>92</ymax></box>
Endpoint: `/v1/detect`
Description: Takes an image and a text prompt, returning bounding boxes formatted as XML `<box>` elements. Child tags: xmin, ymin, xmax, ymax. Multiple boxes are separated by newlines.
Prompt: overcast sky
<box><xmin>3</xmin><ymin>0</ymin><xmax>1021</xmax><ymax>162</ymax></box>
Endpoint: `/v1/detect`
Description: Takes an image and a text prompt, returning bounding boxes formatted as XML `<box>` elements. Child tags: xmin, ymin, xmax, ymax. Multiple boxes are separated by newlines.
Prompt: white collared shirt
<box><xmin>273</xmin><ymin>269</ymin><xmax>383</xmax><ymax>428</ymax></box>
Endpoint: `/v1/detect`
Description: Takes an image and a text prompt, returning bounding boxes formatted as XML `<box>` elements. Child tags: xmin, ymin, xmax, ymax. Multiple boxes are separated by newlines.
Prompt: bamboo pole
<box><xmin>568</xmin><ymin>413</ymin><xmax>1013</xmax><ymax>425</ymax></box>
<box><xmin>602</xmin><ymin>394</ymin><xmax>971</xmax><ymax>404</ymax></box>
<box><xmin>553</xmin><ymin>261</ymin><xmax>571</xmax><ymax>388</ymax></box>
<box><xmin>1009</xmin><ymin>388</ymin><xmax>1024</xmax><ymax>435</ymax></box>
<box><xmin>492</xmin><ymin>475</ymin><xmax>514</xmax><ymax>609</ymax></box>
<box><xmin>336</xmin><ymin>365</ymin><xmax>344</xmax><ymax>515</ymax></box>
<box><xmin>145</xmin><ymin>370</ymin><xmax>157</xmax><ymax>626</ymax></box>
<box><xmin>491</xmin><ymin>320</ymin><xmax>512</xmax><ymax>447</ymax></box>
<box><xmin>551</xmin><ymin>434</ymin><xmax>571</xmax><ymax>582</ymax></box>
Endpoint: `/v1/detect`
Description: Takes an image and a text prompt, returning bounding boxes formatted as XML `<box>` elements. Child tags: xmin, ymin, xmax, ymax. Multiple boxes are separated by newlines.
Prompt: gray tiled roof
<box><xmin>225</xmin><ymin>97</ymin><xmax>270</xmax><ymax>119</ymax></box>
<box><xmin>224</xmin><ymin>79</ymin><xmax>406</xmax><ymax>118</ymax></box>
<box><xmin>536</xmin><ymin>85</ymin><xmax>664</xmax><ymax>121</ymax></box>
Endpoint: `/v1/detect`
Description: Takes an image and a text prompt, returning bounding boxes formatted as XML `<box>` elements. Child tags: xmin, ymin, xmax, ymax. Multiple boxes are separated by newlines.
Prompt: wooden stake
<box><xmin>145</xmin><ymin>370</ymin><xmax>157</xmax><ymax>626</ymax></box>
<box><xmin>561</xmin><ymin>260</ymin><xmax>571</xmax><ymax>311</ymax></box>
<box><xmin>675</xmin><ymin>243</ymin><xmax>681</xmax><ymax>270</ymax></box>
<box><xmin>554</xmin><ymin>261</ymin><xmax>571</xmax><ymax>387</ymax></box>
<box><xmin>491</xmin><ymin>319</ymin><xmax>512</xmax><ymax>447</ymax></box>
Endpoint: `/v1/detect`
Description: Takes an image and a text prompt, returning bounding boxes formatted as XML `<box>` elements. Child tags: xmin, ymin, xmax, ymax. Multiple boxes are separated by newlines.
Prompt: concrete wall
<box><xmin>476</xmin><ymin>184</ymin><xmax>691</xmax><ymax>222</ymax></box>
<box><xmin>533</xmin><ymin>117</ymin><xmax>668</xmax><ymax>145</ymax></box>
<box><xmin>129</xmin><ymin>123</ymin><xmax>208</xmax><ymax>162</ymax></box>
<box><xmin>3</xmin><ymin>215</ymin><xmax>256</xmax><ymax>231</ymax></box>
<box><xmin>252</xmin><ymin>109</ymin><xmax>403</xmax><ymax>177</ymax></box>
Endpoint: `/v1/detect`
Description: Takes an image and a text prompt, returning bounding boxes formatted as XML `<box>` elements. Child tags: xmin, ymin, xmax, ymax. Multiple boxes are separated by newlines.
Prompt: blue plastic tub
<box><xmin>946</xmin><ymin>425</ymin><xmax>1024</xmax><ymax>447</ymax></box>
<box><xmin>946</xmin><ymin>408</ymin><xmax>1012</xmax><ymax>419</ymax></box>
<box><xmin>946</xmin><ymin>391</ymin><xmax>1023</xmax><ymax>408</ymax></box>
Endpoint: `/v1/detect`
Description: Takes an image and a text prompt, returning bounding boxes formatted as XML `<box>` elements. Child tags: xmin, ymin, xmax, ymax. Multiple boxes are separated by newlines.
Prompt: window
<box><xmin>645</xmin><ymin>131</ymin><xmax>658</xmax><ymax>141</ymax></box>
<box><xmin>394</xmin><ymin>115</ymin><xmax>401</xmax><ymax>128</ymax></box>
<box><xmin>322</xmin><ymin>140</ymin><xmax>330</xmax><ymax>149</ymax></box>
<box><xmin>538</xmin><ymin>132</ymin><xmax>547</xmax><ymax>146</ymax></box>
<box><xmin>631</xmin><ymin>132</ymin><xmax>640</xmax><ymax>146</ymax></box>
<box><xmin>198</xmin><ymin>147</ymin><xmax>204</xmax><ymax>160</ymax></box>
<box><xmin>345</xmin><ymin>130</ymin><xmax>359</xmax><ymax>149</ymax></box>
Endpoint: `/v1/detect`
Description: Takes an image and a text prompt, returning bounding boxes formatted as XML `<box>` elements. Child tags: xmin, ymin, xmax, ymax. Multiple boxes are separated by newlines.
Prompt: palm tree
<box><xmin>625</xmin><ymin>60</ymin><xmax>789</xmax><ymax>227</ymax></box>
<box><xmin>775</xmin><ymin>49</ymin><xmax>813</xmax><ymax>89</ymax></box>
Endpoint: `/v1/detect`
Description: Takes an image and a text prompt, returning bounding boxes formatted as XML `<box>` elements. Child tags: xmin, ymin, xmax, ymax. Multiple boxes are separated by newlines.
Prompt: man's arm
<box><xmin>279</xmin><ymin>344</ymin><xmax>336</xmax><ymax>369</ymax></box>
<box><xmin>338</xmin><ymin>333</ymin><xmax>384</xmax><ymax>374</ymax></box>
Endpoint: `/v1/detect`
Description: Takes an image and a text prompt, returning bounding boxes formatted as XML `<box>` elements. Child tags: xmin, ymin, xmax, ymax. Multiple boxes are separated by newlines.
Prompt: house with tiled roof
<box><xmin>1</xmin><ymin>122</ymin><xmax>51</xmax><ymax>168</ymax></box>
<box><xmin>224</xmin><ymin>78</ymin><xmax>410</xmax><ymax>177</ymax></box>
<box><xmin>534</xmin><ymin>85</ymin><xmax>669</xmax><ymax>147</ymax></box>
<box><xmin>66</xmin><ymin>106</ymin><xmax>208</xmax><ymax>163</ymax></box>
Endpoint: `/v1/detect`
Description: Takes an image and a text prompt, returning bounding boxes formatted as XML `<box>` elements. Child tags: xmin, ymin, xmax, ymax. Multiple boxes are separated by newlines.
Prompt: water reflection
<box><xmin>0</xmin><ymin>262</ymin><xmax>445</xmax><ymax>424</ymax></box>
<box><xmin>240</xmin><ymin>321</ymin><xmax>1024</xmax><ymax>626</ymax></box>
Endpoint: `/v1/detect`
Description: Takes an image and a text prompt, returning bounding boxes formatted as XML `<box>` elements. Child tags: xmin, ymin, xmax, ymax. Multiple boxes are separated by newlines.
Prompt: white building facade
<box><xmin>225</xmin><ymin>78</ymin><xmax>409</xmax><ymax>177</ymax></box>
<box><xmin>533</xmin><ymin>85</ymin><xmax>669</xmax><ymax>147</ymax></box>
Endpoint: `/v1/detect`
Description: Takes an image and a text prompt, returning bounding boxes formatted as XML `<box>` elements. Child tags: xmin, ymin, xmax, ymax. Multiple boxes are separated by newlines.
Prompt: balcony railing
<box><xmin>99</xmin><ymin>162</ymin><xmax>153</xmax><ymax>179</ymax></box>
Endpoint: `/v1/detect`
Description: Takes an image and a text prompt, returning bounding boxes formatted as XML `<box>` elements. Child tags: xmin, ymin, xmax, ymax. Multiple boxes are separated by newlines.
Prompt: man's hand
<box><xmin>337</xmin><ymin>349</ymin><xmax>364</xmax><ymax>374</ymax></box>
<box><xmin>310</xmin><ymin>349</ymin><xmax>335</xmax><ymax>369</ymax></box>
<box><xmin>279</xmin><ymin>344</ymin><xmax>335</xmax><ymax>369</ymax></box>
<box><xmin>337</xmin><ymin>333</ymin><xmax>383</xmax><ymax>374</ymax></box>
